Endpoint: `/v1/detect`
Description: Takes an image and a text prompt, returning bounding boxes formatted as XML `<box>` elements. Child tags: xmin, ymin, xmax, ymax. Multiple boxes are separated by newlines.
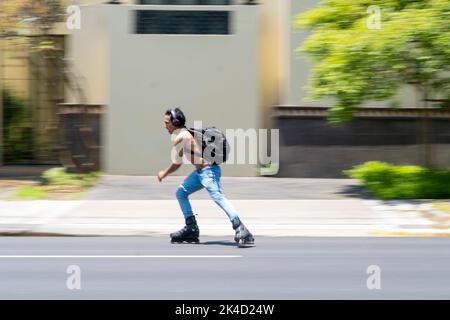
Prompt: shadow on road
<box><xmin>0</xmin><ymin>165</ymin><xmax>56</xmax><ymax>181</ymax></box>
<box><xmin>335</xmin><ymin>184</ymin><xmax>373</xmax><ymax>199</ymax></box>
<box><xmin>200</xmin><ymin>240</ymin><xmax>240</xmax><ymax>247</ymax></box>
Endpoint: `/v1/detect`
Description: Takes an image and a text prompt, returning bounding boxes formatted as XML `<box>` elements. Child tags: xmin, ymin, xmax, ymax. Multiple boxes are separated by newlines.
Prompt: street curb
<box><xmin>370</xmin><ymin>230</ymin><xmax>450</xmax><ymax>237</ymax></box>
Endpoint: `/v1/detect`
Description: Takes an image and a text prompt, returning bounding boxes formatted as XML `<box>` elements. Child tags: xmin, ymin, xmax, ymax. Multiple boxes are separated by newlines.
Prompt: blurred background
<box><xmin>0</xmin><ymin>0</ymin><xmax>449</xmax><ymax>179</ymax></box>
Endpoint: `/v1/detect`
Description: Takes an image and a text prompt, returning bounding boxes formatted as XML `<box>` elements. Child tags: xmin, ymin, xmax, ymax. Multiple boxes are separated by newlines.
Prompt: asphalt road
<box><xmin>0</xmin><ymin>237</ymin><xmax>449</xmax><ymax>299</ymax></box>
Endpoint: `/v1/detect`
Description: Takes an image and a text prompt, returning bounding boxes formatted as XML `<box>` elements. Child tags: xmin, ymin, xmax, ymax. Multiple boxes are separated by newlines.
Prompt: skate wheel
<box><xmin>171</xmin><ymin>238</ymin><xmax>199</xmax><ymax>244</ymax></box>
<box><xmin>238</xmin><ymin>239</ymin><xmax>255</xmax><ymax>248</ymax></box>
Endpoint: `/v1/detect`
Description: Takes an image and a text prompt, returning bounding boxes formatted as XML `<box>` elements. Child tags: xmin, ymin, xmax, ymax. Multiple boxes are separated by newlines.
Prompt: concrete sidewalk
<box><xmin>0</xmin><ymin>175</ymin><xmax>449</xmax><ymax>237</ymax></box>
<box><xmin>84</xmin><ymin>175</ymin><xmax>371</xmax><ymax>200</ymax></box>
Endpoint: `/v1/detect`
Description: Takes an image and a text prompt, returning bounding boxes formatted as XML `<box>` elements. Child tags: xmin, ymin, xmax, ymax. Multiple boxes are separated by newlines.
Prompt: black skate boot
<box><xmin>231</xmin><ymin>217</ymin><xmax>255</xmax><ymax>248</ymax></box>
<box><xmin>170</xmin><ymin>216</ymin><xmax>200</xmax><ymax>244</ymax></box>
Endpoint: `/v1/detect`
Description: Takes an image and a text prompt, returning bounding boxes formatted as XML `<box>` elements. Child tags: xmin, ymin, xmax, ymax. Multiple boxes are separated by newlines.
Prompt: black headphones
<box><xmin>170</xmin><ymin>109</ymin><xmax>181</xmax><ymax>127</ymax></box>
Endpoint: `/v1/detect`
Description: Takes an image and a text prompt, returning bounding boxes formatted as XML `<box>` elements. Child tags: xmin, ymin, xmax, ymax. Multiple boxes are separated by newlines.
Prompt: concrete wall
<box><xmin>70</xmin><ymin>4</ymin><xmax>262</xmax><ymax>176</ymax></box>
<box><xmin>287</xmin><ymin>0</ymin><xmax>321</xmax><ymax>106</ymax></box>
<box><xmin>275</xmin><ymin>108</ymin><xmax>450</xmax><ymax>177</ymax></box>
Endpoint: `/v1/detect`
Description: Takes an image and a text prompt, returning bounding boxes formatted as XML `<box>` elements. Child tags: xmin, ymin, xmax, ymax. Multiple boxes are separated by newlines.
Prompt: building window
<box><xmin>138</xmin><ymin>0</ymin><xmax>232</xmax><ymax>5</ymax></box>
<box><xmin>135</xmin><ymin>10</ymin><xmax>230</xmax><ymax>35</ymax></box>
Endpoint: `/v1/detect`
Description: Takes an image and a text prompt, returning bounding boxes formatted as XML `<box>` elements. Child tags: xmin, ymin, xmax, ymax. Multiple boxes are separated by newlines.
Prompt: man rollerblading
<box><xmin>158</xmin><ymin>108</ymin><xmax>255</xmax><ymax>247</ymax></box>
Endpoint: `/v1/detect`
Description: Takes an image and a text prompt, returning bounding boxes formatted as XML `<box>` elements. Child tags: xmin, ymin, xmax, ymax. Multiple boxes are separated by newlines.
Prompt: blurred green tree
<box><xmin>295</xmin><ymin>0</ymin><xmax>450</xmax><ymax>123</ymax></box>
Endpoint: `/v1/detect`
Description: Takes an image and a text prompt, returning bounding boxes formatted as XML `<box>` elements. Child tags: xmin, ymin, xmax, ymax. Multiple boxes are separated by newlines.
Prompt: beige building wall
<box><xmin>66</xmin><ymin>5</ymin><xmax>109</xmax><ymax>105</ymax></box>
<box><xmin>70</xmin><ymin>3</ymin><xmax>263</xmax><ymax>176</ymax></box>
<box><xmin>258</xmin><ymin>0</ymin><xmax>289</xmax><ymax>129</ymax></box>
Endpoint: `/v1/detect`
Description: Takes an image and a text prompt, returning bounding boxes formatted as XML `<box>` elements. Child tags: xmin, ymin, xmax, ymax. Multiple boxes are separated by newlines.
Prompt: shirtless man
<box><xmin>157</xmin><ymin>108</ymin><xmax>254</xmax><ymax>247</ymax></box>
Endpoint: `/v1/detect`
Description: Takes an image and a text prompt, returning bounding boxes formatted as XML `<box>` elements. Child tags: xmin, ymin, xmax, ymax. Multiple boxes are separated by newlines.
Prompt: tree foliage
<box><xmin>1</xmin><ymin>0</ymin><xmax>64</xmax><ymax>36</ymax></box>
<box><xmin>294</xmin><ymin>0</ymin><xmax>450</xmax><ymax>123</ymax></box>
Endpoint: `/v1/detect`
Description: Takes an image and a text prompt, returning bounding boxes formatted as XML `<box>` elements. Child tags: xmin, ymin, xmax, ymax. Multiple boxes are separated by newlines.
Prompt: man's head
<box><xmin>164</xmin><ymin>108</ymin><xmax>186</xmax><ymax>134</ymax></box>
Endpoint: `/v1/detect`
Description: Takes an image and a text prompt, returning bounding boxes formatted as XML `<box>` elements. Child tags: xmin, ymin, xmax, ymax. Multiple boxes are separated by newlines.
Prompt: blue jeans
<box><xmin>176</xmin><ymin>165</ymin><xmax>239</xmax><ymax>222</ymax></box>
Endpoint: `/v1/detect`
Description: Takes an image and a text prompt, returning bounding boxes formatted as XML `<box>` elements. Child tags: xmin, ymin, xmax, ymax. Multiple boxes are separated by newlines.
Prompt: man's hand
<box><xmin>157</xmin><ymin>171</ymin><xmax>166</xmax><ymax>182</ymax></box>
<box><xmin>157</xmin><ymin>163</ymin><xmax>181</xmax><ymax>182</ymax></box>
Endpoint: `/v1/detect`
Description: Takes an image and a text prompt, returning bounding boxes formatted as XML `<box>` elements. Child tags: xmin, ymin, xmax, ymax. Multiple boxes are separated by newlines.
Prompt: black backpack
<box><xmin>188</xmin><ymin>127</ymin><xmax>230</xmax><ymax>165</ymax></box>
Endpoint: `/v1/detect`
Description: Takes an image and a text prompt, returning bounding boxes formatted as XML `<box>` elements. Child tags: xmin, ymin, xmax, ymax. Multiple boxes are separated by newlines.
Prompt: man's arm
<box><xmin>157</xmin><ymin>162</ymin><xmax>182</xmax><ymax>182</ymax></box>
<box><xmin>157</xmin><ymin>132</ymin><xmax>186</xmax><ymax>182</ymax></box>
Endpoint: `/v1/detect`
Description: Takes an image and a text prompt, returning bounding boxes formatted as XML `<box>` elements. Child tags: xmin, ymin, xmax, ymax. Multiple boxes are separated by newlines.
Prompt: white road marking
<box><xmin>0</xmin><ymin>255</ymin><xmax>243</xmax><ymax>259</ymax></box>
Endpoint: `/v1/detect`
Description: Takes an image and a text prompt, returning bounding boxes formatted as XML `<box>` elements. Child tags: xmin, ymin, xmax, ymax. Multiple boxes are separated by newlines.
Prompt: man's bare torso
<box><xmin>173</xmin><ymin>129</ymin><xmax>209</xmax><ymax>170</ymax></box>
